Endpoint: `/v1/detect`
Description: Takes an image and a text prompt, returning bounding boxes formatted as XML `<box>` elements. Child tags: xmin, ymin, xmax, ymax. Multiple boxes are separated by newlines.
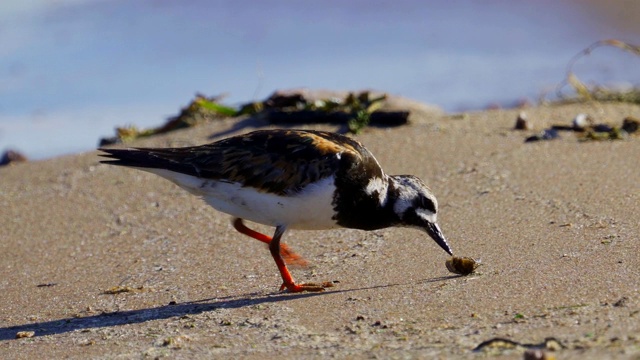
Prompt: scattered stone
<box><xmin>572</xmin><ymin>113</ymin><xmax>593</xmax><ymax>131</ymax></box>
<box><xmin>621</xmin><ymin>116</ymin><xmax>639</xmax><ymax>134</ymax></box>
<box><xmin>524</xmin><ymin>349</ymin><xmax>556</xmax><ymax>360</ymax></box>
<box><xmin>160</xmin><ymin>335</ymin><xmax>190</xmax><ymax>349</ymax></box>
<box><xmin>514</xmin><ymin>112</ymin><xmax>532</xmax><ymax>130</ymax></box>
<box><xmin>0</xmin><ymin>149</ymin><xmax>28</xmax><ymax>166</ymax></box>
<box><xmin>613</xmin><ymin>296</ymin><xmax>629</xmax><ymax>307</ymax></box>
<box><xmin>36</xmin><ymin>283</ymin><xmax>57</xmax><ymax>288</ymax></box>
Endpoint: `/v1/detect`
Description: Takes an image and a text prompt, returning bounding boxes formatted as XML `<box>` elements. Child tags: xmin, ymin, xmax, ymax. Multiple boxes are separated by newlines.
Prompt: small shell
<box><xmin>572</xmin><ymin>113</ymin><xmax>592</xmax><ymax>130</ymax></box>
<box><xmin>445</xmin><ymin>256</ymin><xmax>479</xmax><ymax>275</ymax></box>
<box><xmin>16</xmin><ymin>331</ymin><xmax>35</xmax><ymax>339</ymax></box>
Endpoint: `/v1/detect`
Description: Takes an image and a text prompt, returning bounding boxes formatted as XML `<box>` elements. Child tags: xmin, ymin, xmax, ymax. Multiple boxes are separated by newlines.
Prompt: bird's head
<box><xmin>389</xmin><ymin>175</ymin><xmax>453</xmax><ymax>255</ymax></box>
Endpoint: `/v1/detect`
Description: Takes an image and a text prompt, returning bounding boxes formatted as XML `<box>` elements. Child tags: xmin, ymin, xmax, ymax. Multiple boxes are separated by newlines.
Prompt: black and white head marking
<box><xmin>364</xmin><ymin>174</ymin><xmax>389</xmax><ymax>206</ymax></box>
<box><xmin>388</xmin><ymin>175</ymin><xmax>451</xmax><ymax>255</ymax></box>
<box><xmin>390</xmin><ymin>175</ymin><xmax>437</xmax><ymax>221</ymax></box>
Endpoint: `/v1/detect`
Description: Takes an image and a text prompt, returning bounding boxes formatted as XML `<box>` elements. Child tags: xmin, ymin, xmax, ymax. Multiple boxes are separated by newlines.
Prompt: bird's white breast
<box><xmin>147</xmin><ymin>169</ymin><xmax>339</xmax><ymax>229</ymax></box>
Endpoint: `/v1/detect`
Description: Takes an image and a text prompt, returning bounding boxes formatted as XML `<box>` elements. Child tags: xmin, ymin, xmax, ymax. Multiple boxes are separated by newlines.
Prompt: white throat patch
<box><xmin>364</xmin><ymin>176</ymin><xmax>389</xmax><ymax>206</ymax></box>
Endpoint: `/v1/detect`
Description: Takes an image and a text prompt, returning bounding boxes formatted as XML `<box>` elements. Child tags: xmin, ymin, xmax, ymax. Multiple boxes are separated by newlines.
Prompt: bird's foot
<box><xmin>279</xmin><ymin>281</ymin><xmax>335</xmax><ymax>293</ymax></box>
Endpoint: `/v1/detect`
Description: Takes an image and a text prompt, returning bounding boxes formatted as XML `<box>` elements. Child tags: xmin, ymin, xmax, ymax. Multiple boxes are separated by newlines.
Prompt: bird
<box><xmin>99</xmin><ymin>129</ymin><xmax>453</xmax><ymax>292</ymax></box>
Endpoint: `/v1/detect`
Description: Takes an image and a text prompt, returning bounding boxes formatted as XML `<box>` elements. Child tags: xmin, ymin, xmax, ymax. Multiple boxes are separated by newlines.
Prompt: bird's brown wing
<box><xmin>100</xmin><ymin>129</ymin><xmax>368</xmax><ymax>195</ymax></box>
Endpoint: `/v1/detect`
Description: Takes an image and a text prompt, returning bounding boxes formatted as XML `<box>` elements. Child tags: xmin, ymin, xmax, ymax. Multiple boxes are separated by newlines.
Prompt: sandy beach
<box><xmin>1</xmin><ymin>100</ymin><xmax>639</xmax><ymax>359</ymax></box>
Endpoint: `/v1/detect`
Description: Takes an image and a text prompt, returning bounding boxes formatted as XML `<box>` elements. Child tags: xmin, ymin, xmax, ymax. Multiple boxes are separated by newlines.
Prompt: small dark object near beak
<box><xmin>445</xmin><ymin>256</ymin><xmax>479</xmax><ymax>275</ymax></box>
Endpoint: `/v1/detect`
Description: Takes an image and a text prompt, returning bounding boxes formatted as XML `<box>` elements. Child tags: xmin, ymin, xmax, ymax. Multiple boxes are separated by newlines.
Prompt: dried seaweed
<box><xmin>99</xmin><ymin>91</ymin><xmax>406</xmax><ymax>145</ymax></box>
<box><xmin>101</xmin><ymin>285</ymin><xmax>145</xmax><ymax>295</ymax></box>
<box><xmin>474</xmin><ymin>337</ymin><xmax>564</xmax><ymax>356</ymax></box>
<box><xmin>578</xmin><ymin>116</ymin><xmax>639</xmax><ymax>141</ymax></box>
<box><xmin>242</xmin><ymin>91</ymin><xmax>402</xmax><ymax>134</ymax></box>
<box><xmin>99</xmin><ymin>94</ymin><xmax>234</xmax><ymax>145</ymax></box>
<box><xmin>555</xmin><ymin>39</ymin><xmax>640</xmax><ymax>104</ymax></box>
<box><xmin>523</xmin><ymin>115</ymin><xmax>639</xmax><ymax>143</ymax></box>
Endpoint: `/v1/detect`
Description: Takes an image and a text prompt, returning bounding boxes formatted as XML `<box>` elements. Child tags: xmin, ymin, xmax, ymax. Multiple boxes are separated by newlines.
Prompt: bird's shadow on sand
<box><xmin>0</xmin><ymin>275</ymin><xmax>457</xmax><ymax>341</ymax></box>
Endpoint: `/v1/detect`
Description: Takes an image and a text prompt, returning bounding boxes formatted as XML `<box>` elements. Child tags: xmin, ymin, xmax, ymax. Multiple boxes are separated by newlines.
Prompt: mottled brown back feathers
<box><xmin>99</xmin><ymin>129</ymin><xmax>371</xmax><ymax>195</ymax></box>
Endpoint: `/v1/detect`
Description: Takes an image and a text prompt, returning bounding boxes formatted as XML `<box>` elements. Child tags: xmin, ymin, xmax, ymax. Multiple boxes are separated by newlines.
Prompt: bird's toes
<box><xmin>280</xmin><ymin>281</ymin><xmax>335</xmax><ymax>293</ymax></box>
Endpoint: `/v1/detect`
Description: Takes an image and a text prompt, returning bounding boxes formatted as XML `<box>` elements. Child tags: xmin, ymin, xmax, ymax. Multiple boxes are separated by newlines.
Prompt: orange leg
<box><xmin>232</xmin><ymin>218</ymin><xmax>308</xmax><ymax>267</ymax></box>
<box><xmin>269</xmin><ymin>225</ymin><xmax>333</xmax><ymax>292</ymax></box>
<box><xmin>232</xmin><ymin>218</ymin><xmax>333</xmax><ymax>293</ymax></box>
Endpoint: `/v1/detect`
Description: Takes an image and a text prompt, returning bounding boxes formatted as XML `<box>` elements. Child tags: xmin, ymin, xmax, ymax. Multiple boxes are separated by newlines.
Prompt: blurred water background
<box><xmin>1</xmin><ymin>0</ymin><xmax>639</xmax><ymax>159</ymax></box>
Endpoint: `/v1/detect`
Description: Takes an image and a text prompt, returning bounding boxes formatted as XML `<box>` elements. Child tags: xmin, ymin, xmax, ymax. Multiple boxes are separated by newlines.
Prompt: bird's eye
<box><xmin>419</xmin><ymin>196</ymin><xmax>436</xmax><ymax>213</ymax></box>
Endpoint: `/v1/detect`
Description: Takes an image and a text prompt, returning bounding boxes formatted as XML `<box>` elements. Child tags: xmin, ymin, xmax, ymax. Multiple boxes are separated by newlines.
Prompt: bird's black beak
<box><xmin>425</xmin><ymin>222</ymin><xmax>453</xmax><ymax>255</ymax></box>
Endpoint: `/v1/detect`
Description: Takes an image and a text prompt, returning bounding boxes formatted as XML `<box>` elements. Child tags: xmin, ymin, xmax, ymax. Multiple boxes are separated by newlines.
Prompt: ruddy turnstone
<box><xmin>99</xmin><ymin>129</ymin><xmax>452</xmax><ymax>292</ymax></box>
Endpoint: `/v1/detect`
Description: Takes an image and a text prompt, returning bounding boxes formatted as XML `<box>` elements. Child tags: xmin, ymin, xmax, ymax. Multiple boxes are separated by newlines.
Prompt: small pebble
<box><xmin>622</xmin><ymin>116</ymin><xmax>639</xmax><ymax>134</ymax></box>
<box><xmin>514</xmin><ymin>112</ymin><xmax>532</xmax><ymax>130</ymax></box>
<box><xmin>523</xmin><ymin>349</ymin><xmax>555</xmax><ymax>360</ymax></box>
<box><xmin>0</xmin><ymin>150</ymin><xmax>28</xmax><ymax>166</ymax></box>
